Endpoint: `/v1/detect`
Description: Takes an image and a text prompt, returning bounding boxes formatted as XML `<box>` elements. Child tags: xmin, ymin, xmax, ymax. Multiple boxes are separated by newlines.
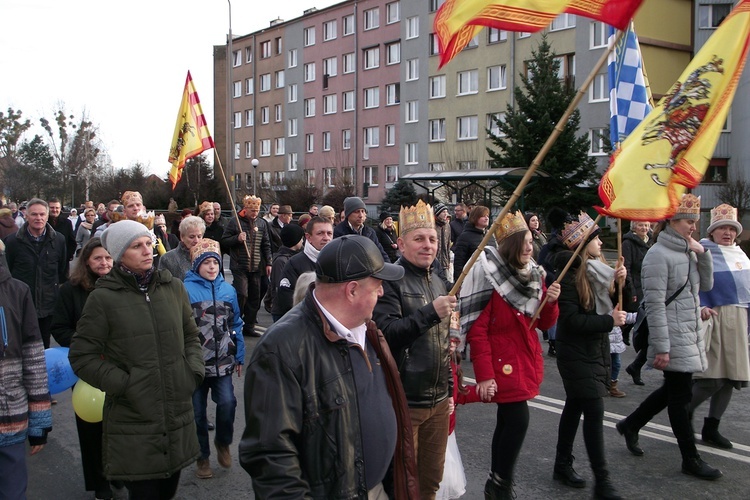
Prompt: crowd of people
<box><xmin>1</xmin><ymin>191</ymin><xmax>748</xmax><ymax>500</ymax></box>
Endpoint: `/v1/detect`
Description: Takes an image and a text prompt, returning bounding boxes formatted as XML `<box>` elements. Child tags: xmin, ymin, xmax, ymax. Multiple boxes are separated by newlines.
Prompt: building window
<box><xmin>260</xmin><ymin>41</ymin><xmax>271</xmax><ymax>59</ymax></box>
<box><xmin>406</xmin><ymin>59</ymin><xmax>419</xmax><ymax>81</ymax></box>
<box><xmin>406</xmin><ymin>16</ymin><xmax>419</xmax><ymax>39</ymax></box>
<box><xmin>245</xmin><ymin>109</ymin><xmax>253</xmax><ymax>127</ymax></box>
<box><xmin>245</xmin><ymin>173</ymin><xmax>252</xmax><ymax>187</ymax></box>
<box><xmin>364</xmin><ymin>8</ymin><xmax>379</xmax><ymax>30</ymax></box>
<box><xmin>487</xmin><ymin>112</ymin><xmax>506</xmax><ymax>137</ymax></box>
<box><xmin>429</xmin><ymin>118</ymin><xmax>446</xmax><ymax>142</ymax></box>
<box><xmin>324</xmin><ymin>167</ymin><xmax>337</xmax><ymax>187</ymax></box>
<box><xmin>457</xmin><ymin>70</ymin><xmax>478</xmax><ymax>95</ymax></box>
<box><xmin>364</xmin><ymin>47</ymin><xmax>380</xmax><ymax>69</ymax></box>
<box><xmin>288</xmin><ymin>49</ymin><xmax>298</xmax><ymax>68</ymax></box>
<box><xmin>487</xmin><ymin>65</ymin><xmax>507</xmax><ymax>91</ymax></box>
<box><xmin>343</xmin><ymin>14</ymin><xmax>355</xmax><ymax>35</ymax></box>
<box><xmin>555</xmin><ymin>54</ymin><xmax>576</xmax><ymax>83</ymax></box>
<box><xmin>245</xmin><ymin>47</ymin><xmax>253</xmax><ymax>63</ymax></box>
<box><xmin>386</xmin><ymin>165</ymin><xmax>398</xmax><ymax>184</ymax></box>
<box><xmin>364</xmin><ymin>87</ymin><xmax>379</xmax><ymax>108</ymax></box>
<box><xmin>364</xmin><ymin>166</ymin><xmax>379</xmax><ymax>186</ymax></box>
<box><xmin>323</xmin><ymin>20</ymin><xmax>337</xmax><ymax>41</ymax></box>
<box><xmin>323</xmin><ymin>57</ymin><xmax>337</xmax><ymax>77</ymax></box>
<box><xmin>260</xmin><ymin>139</ymin><xmax>271</xmax><ymax>157</ymax></box>
<box><xmin>304</xmin><ymin>62</ymin><xmax>316</xmax><ymax>82</ymax></box>
<box><xmin>261</xmin><ymin>106</ymin><xmax>270</xmax><ymax>124</ymax></box>
<box><xmin>288</xmin><ymin>118</ymin><xmax>298</xmax><ymax>137</ymax></box>
<box><xmin>364</xmin><ymin>126</ymin><xmax>379</xmax><ymax>147</ymax></box>
<box><xmin>306</xmin><ymin>133</ymin><xmax>314</xmax><ymax>153</ymax></box>
<box><xmin>458</xmin><ymin>161</ymin><xmax>477</xmax><ymax>170</ymax></box>
<box><xmin>275</xmin><ymin>137</ymin><xmax>285</xmax><ymax>155</ymax></box>
<box><xmin>405</xmin><ymin>143</ymin><xmax>418</xmax><ymax>164</ymax></box>
<box><xmin>245</xmin><ymin>77</ymin><xmax>253</xmax><ymax>95</ymax></box>
<box><xmin>260</xmin><ymin>73</ymin><xmax>271</xmax><ymax>92</ymax></box>
<box><xmin>466</xmin><ymin>34</ymin><xmax>479</xmax><ymax>48</ymax></box>
<box><xmin>258</xmin><ymin>171</ymin><xmax>270</xmax><ymax>188</ymax></box>
<box><xmin>305</xmin><ymin>169</ymin><xmax>316</xmax><ymax>187</ymax></box>
<box><xmin>590</xmin><ymin>74</ymin><xmax>608</xmax><ymax>102</ymax></box>
<box><xmin>288</xmin><ymin>152</ymin><xmax>298</xmax><ymax>171</ymax></box>
<box><xmin>322</xmin><ymin>131</ymin><xmax>331</xmax><ymax>151</ymax></box>
<box><xmin>304</xmin><ymin>27</ymin><xmax>315</xmax><ymax>46</ymax></box>
<box><xmin>385</xmin><ymin>124</ymin><xmax>395</xmax><ymax>146</ymax></box>
<box><xmin>342</xmin><ymin>167</ymin><xmax>355</xmax><ymax>183</ymax></box>
<box><xmin>386</xmin><ymin>83</ymin><xmax>400</xmax><ymax>105</ymax></box>
<box><xmin>428</xmin><ymin>33</ymin><xmax>440</xmax><ymax>55</ymax></box>
<box><xmin>275</xmin><ymin>70</ymin><xmax>284</xmax><ymax>88</ymax></box>
<box><xmin>274</xmin><ymin>171</ymin><xmax>285</xmax><ymax>185</ymax></box>
<box><xmin>386</xmin><ymin>42</ymin><xmax>400</xmax><ymax>65</ymax></box>
<box><xmin>233</xmin><ymin>81</ymin><xmax>242</xmax><ymax>98</ymax></box>
<box><xmin>343</xmin><ymin>52</ymin><xmax>355</xmax><ymax>73</ymax></box>
<box><xmin>429</xmin><ymin>75</ymin><xmax>446</xmax><ymax>98</ymax></box>
<box><xmin>699</xmin><ymin>4</ymin><xmax>732</xmax><ymax>28</ymax></box>
<box><xmin>288</xmin><ymin>84</ymin><xmax>298</xmax><ymax>103</ymax></box>
<box><xmin>304</xmin><ymin>98</ymin><xmax>316</xmax><ymax>117</ymax></box>
<box><xmin>323</xmin><ymin>94</ymin><xmax>337</xmax><ymax>114</ymax></box>
<box><xmin>589</xmin><ymin>128</ymin><xmax>606</xmax><ymax>155</ymax></box>
<box><xmin>387</xmin><ymin>2</ymin><xmax>400</xmax><ymax>24</ymax></box>
<box><xmin>518</xmin><ymin>32</ymin><xmax>530</xmax><ymax>39</ymax></box>
<box><xmin>704</xmin><ymin>158</ymin><xmax>729</xmax><ymax>183</ymax></box>
<box><xmin>245</xmin><ymin>141</ymin><xmax>252</xmax><ymax>158</ymax></box>
<box><xmin>429</xmin><ymin>0</ymin><xmax>445</xmax><ymax>12</ymax></box>
<box><xmin>233</xmin><ymin>111</ymin><xmax>241</xmax><ymax>129</ymax></box>
<box><xmin>405</xmin><ymin>100</ymin><xmax>418</xmax><ymax>123</ymax></box>
<box><xmin>590</xmin><ymin>22</ymin><xmax>607</xmax><ymax>49</ymax></box>
<box><xmin>457</xmin><ymin>115</ymin><xmax>478</xmax><ymax>140</ymax></box>
<box><xmin>342</xmin><ymin>129</ymin><xmax>351</xmax><ymax>149</ymax></box>
<box><xmin>343</xmin><ymin>90</ymin><xmax>355</xmax><ymax>111</ymax></box>
<box><xmin>275</xmin><ymin>104</ymin><xmax>282</xmax><ymax>122</ymax></box>
<box><xmin>550</xmin><ymin>13</ymin><xmax>576</xmax><ymax>31</ymax></box>
<box><xmin>234</xmin><ymin>143</ymin><xmax>240</xmax><ymax>160</ymax></box>
<box><xmin>275</xmin><ymin>37</ymin><xmax>282</xmax><ymax>55</ymax></box>
<box><xmin>488</xmin><ymin>28</ymin><xmax>507</xmax><ymax>44</ymax></box>
<box><xmin>232</xmin><ymin>49</ymin><xmax>241</xmax><ymax>67</ymax></box>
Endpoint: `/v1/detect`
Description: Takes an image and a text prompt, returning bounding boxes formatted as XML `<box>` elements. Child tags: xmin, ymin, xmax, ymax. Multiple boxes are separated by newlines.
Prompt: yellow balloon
<box><xmin>72</xmin><ymin>380</ymin><xmax>106</xmax><ymax>423</ymax></box>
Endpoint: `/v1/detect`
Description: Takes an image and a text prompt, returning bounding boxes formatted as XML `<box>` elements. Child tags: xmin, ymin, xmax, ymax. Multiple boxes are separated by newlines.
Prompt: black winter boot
<box><xmin>625</xmin><ymin>363</ymin><xmax>644</xmax><ymax>385</ymax></box>
<box><xmin>484</xmin><ymin>472</ymin><xmax>515</xmax><ymax>500</ymax></box>
<box><xmin>702</xmin><ymin>417</ymin><xmax>733</xmax><ymax>449</ymax></box>
<box><xmin>553</xmin><ymin>453</ymin><xmax>586</xmax><ymax>488</ymax></box>
<box><xmin>616</xmin><ymin>419</ymin><xmax>644</xmax><ymax>456</ymax></box>
<box><xmin>548</xmin><ymin>339</ymin><xmax>557</xmax><ymax>357</ymax></box>
<box><xmin>593</xmin><ymin>471</ymin><xmax>623</xmax><ymax>500</ymax></box>
<box><xmin>681</xmin><ymin>453</ymin><xmax>723</xmax><ymax>480</ymax></box>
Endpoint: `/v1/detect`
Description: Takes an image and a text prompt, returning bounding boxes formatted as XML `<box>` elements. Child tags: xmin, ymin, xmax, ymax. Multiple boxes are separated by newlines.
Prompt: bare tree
<box><xmin>717</xmin><ymin>178</ymin><xmax>750</xmax><ymax>219</ymax></box>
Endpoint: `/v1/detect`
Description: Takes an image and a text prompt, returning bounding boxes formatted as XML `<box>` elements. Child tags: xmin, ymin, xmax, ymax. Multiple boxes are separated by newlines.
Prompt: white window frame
<box><xmin>306</xmin><ymin>133</ymin><xmax>314</xmax><ymax>153</ymax></box>
<box><xmin>699</xmin><ymin>4</ymin><xmax>732</xmax><ymax>29</ymax></box>
<box><xmin>288</xmin><ymin>48</ymin><xmax>298</xmax><ymax>68</ymax></box>
<box><xmin>488</xmin><ymin>28</ymin><xmax>507</xmax><ymax>43</ymax></box>
<box><xmin>405</xmin><ymin>142</ymin><xmax>418</xmax><ymax>165</ymax></box>
<box><xmin>275</xmin><ymin>137</ymin><xmax>285</xmax><ymax>156</ymax></box>
<box><xmin>343</xmin><ymin>90</ymin><xmax>355</xmax><ymax>111</ymax></box>
<box><xmin>245</xmin><ymin>141</ymin><xmax>252</xmax><ymax>158</ymax></box>
<box><xmin>304</xmin><ymin>62</ymin><xmax>316</xmax><ymax>82</ymax></box>
<box><xmin>324</xmin><ymin>167</ymin><xmax>337</xmax><ymax>187</ymax></box>
<box><xmin>245</xmin><ymin>109</ymin><xmax>253</xmax><ymax>127</ymax></box>
<box><xmin>259</xmin><ymin>73</ymin><xmax>271</xmax><ymax>92</ymax></box>
<box><xmin>364</xmin><ymin>126</ymin><xmax>379</xmax><ymax>147</ymax></box>
<box><xmin>386</xmin><ymin>83</ymin><xmax>400</xmax><ymax>105</ymax></box>
<box><xmin>288</xmin><ymin>152</ymin><xmax>298</xmax><ymax>171</ymax></box>
<box><xmin>364</xmin><ymin>165</ymin><xmax>379</xmax><ymax>187</ymax></box>
<box><xmin>429</xmin><ymin>118</ymin><xmax>446</xmax><ymax>142</ymax></box>
<box><xmin>233</xmin><ymin>111</ymin><xmax>241</xmax><ymax>129</ymax></box>
<box><xmin>275</xmin><ymin>70</ymin><xmax>284</xmax><ymax>88</ymax></box>
<box><xmin>305</xmin><ymin>169</ymin><xmax>316</xmax><ymax>187</ymax></box>
<box><xmin>364</xmin><ymin>7</ymin><xmax>380</xmax><ymax>30</ymax></box>
<box><xmin>245</xmin><ymin>77</ymin><xmax>253</xmax><ymax>95</ymax></box>
<box><xmin>406</xmin><ymin>16</ymin><xmax>419</xmax><ymax>39</ymax></box>
<box><xmin>405</xmin><ymin>100</ymin><xmax>418</xmax><ymax>123</ymax></box>
<box><xmin>589</xmin><ymin>74</ymin><xmax>608</xmax><ymax>102</ymax></box>
<box><xmin>550</xmin><ymin>13</ymin><xmax>576</xmax><ymax>31</ymax></box>
<box><xmin>274</xmin><ymin>104</ymin><xmax>282</xmax><ymax>123</ymax></box>
<box><xmin>406</xmin><ymin>59</ymin><xmax>419</xmax><ymax>81</ymax></box>
<box><xmin>232</xmin><ymin>49</ymin><xmax>241</xmax><ymax>67</ymax></box>
<box><xmin>342</xmin><ymin>129</ymin><xmax>352</xmax><ymax>149</ymax></box>
<box><xmin>385</xmin><ymin>124</ymin><xmax>395</xmax><ymax>146</ymax></box>
<box><xmin>590</xmin><ymin>22</ymin><xmax>607</xmax><ymax>49</ymax></box>
<box><xmin>323</xmin><ymin>94</ymin><xmax>337</xmax><ymax>114</ymax></box>
<box><xmin>261</xmin><ymin>106</ymin><xmax>270</xmax><ymax>124</ymax></box>
<box><xmin>234</xmin><ymin>143</ymin><xmax>240</xmax><ymax>160</ymax></box>
<box><xmin>323</xmin><ymin>56</ymin><xmax>338</xmax><ymax>77</ymax></box>
<box><xmin>457</xmin><ymin>115</ymin><xmax>478</xmax><ymax>140</ymax></box>
<box><xmin>304</xmin><ymin>98</ymin><xmax>316</xmax><ymax>117</ymax></box>
<box><xmin>288</xmin><ymin>83</ymin><xmax>298</xmax><ymax>103</ymax></box>
<box><xmin>260</xmin><ymin>139</ymin><xmax>271</xmax><ymax>157</ymax></box>
<box><xmin>386</xmin><ymin>42</ymin><xmax>400</xmax><ymax>65</ymax></box>
<box><xmin>343</xmin><ymin>53</ymin><xmax>355</xmax><ymax>74</ymax></box>
<box><xmin>260</xmin><ymin>41</ymin><xmax>271</xmax><ymax>58</ymax></box>
<box><xmin>429</xmin><ymin>75</ymin><xmax>446</xmax><ymax>98</ymax></box>
<box><xmin>457</xmin><ymin>70</ymin><xmax>478</xmax><ymax>95</ymax></box>
<box><xmin>304</xmin><ymin>27</ymin><xmax>316</xmax><ymax>46</ymax></box>
<box><xmin>589</xmin><ymin>128</ymin><xmax>607</xmax><ymax>155</ymax></box>
<box><xmin>322</xmin><ymin>131</ymin><xmax>331</xmax><ymax>151</ymax></box>
<box><xmin>288</xmin><ymin>118</ymin><xmax>298</xmax><ymax>137</ymax></box>
<box><xmin>323</xmin><ymin>20</ymin><xmax>337</xmax><ymax>41</ymax></box>
<box><xmin>487</xmin><ymin>112</ymin><xmax>506</xmax><ymax>137</ymax></box>
<box><xmin>364</xmin><ymin>87</ymin><xmax>379</xmax><ymax>109</ymax></box>
<box><xmin>487</xmin><ymin>65</ymin><xmax>507</xmax><ymax>91</ymax></box>
<box><xmin>245</xmin><ymin>47</ymin><xmax>253</xmax><ymax>63</ymax></box>
<box><xmin>364</xmin><ymin>47</ymin><xmax>380</xmax><ymax>70</ymax></box>
<box><xmin>233</xmin><ymin>81</ymin><xmax>242</xmax><ymax>98</ymax></box>
<box><xmin>385</xmin><ymin>165</ymin><xmax>398</xmax><ymax>184</ymax></box>
<box><xmin>343</xmin><ymin>14</ymin><xmax>355</xmax><ymax>35</ymax></box>
<box><xmin>386</xmin><ymin>1</ymin><xmax>400</xmax><ymax>24</ymax></box>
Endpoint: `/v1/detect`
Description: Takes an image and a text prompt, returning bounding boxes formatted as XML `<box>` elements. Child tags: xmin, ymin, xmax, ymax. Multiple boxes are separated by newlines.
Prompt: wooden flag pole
<box><xmin>449</xmin><ymin>30</ymin><xmax>625</xmax><ymax>297</ymax></box>
<box><xmin>617</xmin><ymin>218</ymin><xmax>624</xmax><ymax>306</ymax></box>
<box><xmin>529</xmin><ymin>213</ymin><xmax>603</xmax><ymax>326</ymax></box>
<box><xmin>213</xmin><ymin>150</ymin><xmax>253</xmax><ymax>262</ymax></box>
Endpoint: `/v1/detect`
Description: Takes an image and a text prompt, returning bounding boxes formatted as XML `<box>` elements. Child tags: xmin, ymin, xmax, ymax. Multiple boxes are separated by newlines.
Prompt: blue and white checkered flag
<box><xmin>608</xmin><ymin>23</ymin><xmax>652</xmax><ymax>148</ymax></box>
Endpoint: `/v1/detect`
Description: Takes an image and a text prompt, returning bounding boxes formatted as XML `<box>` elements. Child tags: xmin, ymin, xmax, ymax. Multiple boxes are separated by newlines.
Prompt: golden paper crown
<box><xmin>399</xmin><ymin>200</ymin><xmax>435</xmax><ymax>235</ymax></box>
<box><xmin>191</xmin><ymin>238</ymin><xmax>221</xmax><ymax>262</ymax></box>
<box><xmin>708</xmin><ymin>203</ymin><xmax>742</xmax><ymax>233</ymax></box>
<box><xmin>121</xmin><ymin>191</ymin><xmax>143</xmax><ymax>207</ymax></box>
<box><xmin>494</xmin><ymin>210</ymin><xmax>529</xmax><ymax>243</ymax></box>
<box><xmin>561</xmin><ymin>212</ymin><xmax>600</xmax><ymax>250</ymax></box>
<box><xmin>198</xmin><ymin>201</ymin><xmax>213</xmax><ymax>216</ymax></box>
<box><xmin>243</xmin><ymin>195</ymin><xmax>262</xmax><ymax>210</ymax></box>
<box><xmin>673</xmin><ymin>193</ymin><xmax>701</xmax><ymax>220</ymax></box>
<box><xmin>109</xmin><ymin>209</ymin><xmax>155</xmax><ymax>230</ymax></box>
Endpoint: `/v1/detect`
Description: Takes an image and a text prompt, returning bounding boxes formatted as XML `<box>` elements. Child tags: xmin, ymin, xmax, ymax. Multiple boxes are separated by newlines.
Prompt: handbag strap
<box><xmin>665</xmin><ymin>274</ymin><xmax>690</xmax><ymax>307</ymax></box>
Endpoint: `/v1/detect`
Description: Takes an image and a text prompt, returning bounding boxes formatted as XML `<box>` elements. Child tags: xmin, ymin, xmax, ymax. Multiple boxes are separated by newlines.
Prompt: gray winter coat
<box><xmin>642</xmin><ymin>225</ymin><xmax>713</xmax><ymax>373</ymax></box>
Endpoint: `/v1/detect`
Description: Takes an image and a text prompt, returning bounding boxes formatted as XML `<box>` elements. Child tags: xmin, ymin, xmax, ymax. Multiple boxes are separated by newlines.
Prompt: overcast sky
<box><xmin>1</xmin><ymin>0</ymin><xmax>339</xmax><ymax>176</ymax></box>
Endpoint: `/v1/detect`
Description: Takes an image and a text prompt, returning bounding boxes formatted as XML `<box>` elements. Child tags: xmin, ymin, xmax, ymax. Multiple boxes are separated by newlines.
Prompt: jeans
<box><xmin>0</xmin><ymin>441</ymin><xmax>27</xmax><ymax>499</ymax></box>
<box><xmin>409</xmin><ymin>398</ymin><xmax>450</xmax><ymax>500</ymax></box>
<box><xmin>192</xmin><ymin>375</ymin><xmax>237</xmax><ymax>459</ymax></box>
<box><xmin>491</xmin><ymin>401</ymin><xmax>530</xmax><ymax>480</ymax></box>
<box><xmin>625</xmin><ymin>371</ymin><xmax>696</xmax><ymax>458</ymax></box>
<box><xmin>611</xmin><ymin>353</ymin><xmax>621</xmax><ymax>381</ymax></box>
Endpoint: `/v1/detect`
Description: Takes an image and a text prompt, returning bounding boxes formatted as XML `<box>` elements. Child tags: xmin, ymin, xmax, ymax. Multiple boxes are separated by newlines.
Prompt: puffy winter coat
<box><xmin>622</xmin><ymin>231</ymin><xmax>652</xmax><ymax>300</ymax></box>
<box><xmin>69</xmin><ymin>267</ymin><xmax>204</xmax><ymax>481</ymax></box>
<box><xmin>183</xmin><ymin>270</ymin><xmax>245</xmax><ymax>377</ymax></box>
<box><xmin>221</xmin><ymin>212</ymin><xmax>272</xmax><ymax>272</ymax></box>
<box><xmin>468</xmin><ymin>289</ymin><xmax>558</xmax><ymax>403</ymax></box>
<box><xmin>4</xmin><ymin>223</ymin><xmax>68</xmax><ymax>317</ymax></box>
<box><xmin>642</xmin><ymin>225</ymin><xmax>713</xmax><ymax>373</ymax></box>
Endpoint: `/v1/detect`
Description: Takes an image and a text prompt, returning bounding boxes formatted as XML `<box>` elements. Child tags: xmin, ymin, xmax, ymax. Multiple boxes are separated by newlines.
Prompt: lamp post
<box><xmin>251</xmin><ymin>158</ymin><xmax>259</xmax><ymax>196</ymax></box>
<box><xmin>227</xmin><ymin>0</ymin><xmax>236</xmax><ymax>203</ymax></box>
<box><xmin>70</xmin><ymin>173</ymin><xmax>77</xmax><ymax>209</ymax></box>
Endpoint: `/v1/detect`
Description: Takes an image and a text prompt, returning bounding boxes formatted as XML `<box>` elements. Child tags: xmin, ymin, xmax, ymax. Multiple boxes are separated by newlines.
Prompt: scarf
<box><xmin>79</xmin><ymin>221</ymin><xmax>93</xmax><ymax>231</ymax></box>
<box><xmin>119</xmin><ymin>263</ymin><xmax>155</xmax><ymax>291</ymax></box>
<box><xmin>303</xmin><ymin>240</ymin><xmax>320</xmax><ymax>262</ymax></box>
<box><xmin>699</xmin><ymin>239</ymin><xmax>750</xmax><ymax>308</ymax></box>
<box><xmin>585</xmin><ymin>259</ymin><xmax>616</xmax><ymax>315</ymax></box>
<box><xmin>459</xmin><ymin>247</ymin><xmax>544</xmax><ymax>343</ymax></box>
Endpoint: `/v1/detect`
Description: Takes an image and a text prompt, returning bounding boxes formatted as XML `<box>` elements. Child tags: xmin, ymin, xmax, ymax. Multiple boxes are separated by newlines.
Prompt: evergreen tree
<box><xmin>379</xmin><ymin>179</ymin><xmax>417</xmax><ymax>213</ymax></box>
<box><xmin>486</xmin><ymin>35</ymin><xmax>599</xmax><ymax>213</ymax></box>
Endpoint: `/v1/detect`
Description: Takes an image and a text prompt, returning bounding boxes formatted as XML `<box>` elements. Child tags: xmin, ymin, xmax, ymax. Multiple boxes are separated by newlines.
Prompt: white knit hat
<box><xmin>102</xmin><ymin>220</ymin><xmax>152</xmax><ymax>262</ymax></box>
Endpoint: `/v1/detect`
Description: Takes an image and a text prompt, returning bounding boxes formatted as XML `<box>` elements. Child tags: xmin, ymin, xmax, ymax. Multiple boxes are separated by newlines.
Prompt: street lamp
<box><xmin>70</xmin><ymin>173</ymin><xmax>77</xmax><ymax>209</ymax></box>
<box><xmin>251</xmin><ymin>158</ymin><xmax>259</xmax><ymax>196</ymax></box>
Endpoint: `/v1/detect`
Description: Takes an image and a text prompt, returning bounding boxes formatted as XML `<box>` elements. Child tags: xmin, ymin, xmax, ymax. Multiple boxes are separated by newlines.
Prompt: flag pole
<box><xmin>617</xmin><ymin>218</ymin><xmax>623</xmax><ymax>306</ymax></box>
<box><xmin>449</xmin><ymin>29</ymin><xmax>625</xmax><ymax>296</ymax></box>
<box><xmin>213</xmin><ymin>150</ymin><xmax>253</xmax><ymax>262</ymax></box>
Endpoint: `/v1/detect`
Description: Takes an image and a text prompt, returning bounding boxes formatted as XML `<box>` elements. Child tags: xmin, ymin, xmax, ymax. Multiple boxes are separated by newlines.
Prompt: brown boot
<box><xmin>195</xmin><ymin>458</ymin><xmax>213</xmax><ymax>479</ymax></box>
<box><xmin>608</xmin><ymin>380</ymin><xmax>626</xmax><ymax>398</ymax></box>
<box><xmin>215</xmin><ymin>440</ymin><xmax>232</xmax><ymax>468</ymax></box>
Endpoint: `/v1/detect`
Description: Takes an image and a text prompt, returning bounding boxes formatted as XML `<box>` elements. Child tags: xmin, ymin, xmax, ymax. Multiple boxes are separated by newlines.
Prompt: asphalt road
<box><xmin>27</xmin><ymin>262</ymin><xmax>750</xmax><ymax>499</ymax></box>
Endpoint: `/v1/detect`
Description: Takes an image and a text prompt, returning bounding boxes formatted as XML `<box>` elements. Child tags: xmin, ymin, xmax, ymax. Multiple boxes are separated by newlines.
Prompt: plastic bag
<box><xmin>436</xmin><ymin>432</ymin><xmax>466</xmax><ymax>499</ymax></box>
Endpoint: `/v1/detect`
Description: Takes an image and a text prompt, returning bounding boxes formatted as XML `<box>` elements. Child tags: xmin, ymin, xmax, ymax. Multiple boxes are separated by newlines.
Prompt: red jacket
<box><xmin>450</xmin><ymin>360</ymin><xmax>481</xmax><ymax>434</ymax></box>
<box><xmin>467</xmin><ymin>289</ymin><xmax>558</xmax><ymax>403</ymax></box>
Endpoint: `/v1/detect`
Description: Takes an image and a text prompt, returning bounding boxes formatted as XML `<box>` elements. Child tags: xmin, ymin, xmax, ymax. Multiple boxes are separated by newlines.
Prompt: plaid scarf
<box><xmin>459</xmin><ymin>247</ymin><xmax>544</xmax><ymax>345</ymax></box>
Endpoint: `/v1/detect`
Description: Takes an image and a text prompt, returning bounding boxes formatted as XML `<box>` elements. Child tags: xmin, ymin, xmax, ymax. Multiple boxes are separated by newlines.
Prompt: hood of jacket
<box><xmin>183</xmin><ymin>268</ymin><xmax>228</xmax><ymax>290</ymax></box>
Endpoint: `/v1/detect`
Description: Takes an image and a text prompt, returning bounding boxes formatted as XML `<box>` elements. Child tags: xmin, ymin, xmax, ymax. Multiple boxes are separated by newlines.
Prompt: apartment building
<box><xmin>214</xmin><ymin>0</ymin><xmax>747</xmax><ymax>211</ymax></box>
